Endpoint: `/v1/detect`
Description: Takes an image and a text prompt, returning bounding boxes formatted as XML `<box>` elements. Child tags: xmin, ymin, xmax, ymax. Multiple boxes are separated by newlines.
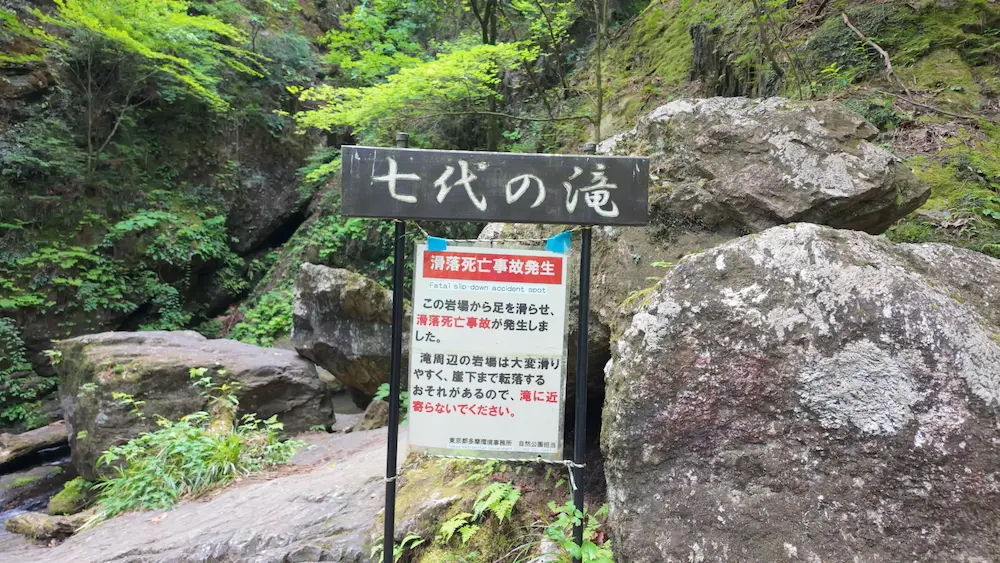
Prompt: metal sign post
<box><xmin>382</xmin><ymin>132</ymin><xmax>409</xmax><ymax>563</ymax></box>
<box><xmin>342</xmin><ymin>135</ymin><xmax>648</xmax><ymax>563</ymax></box>
<box><xmin>573</xmin><ymin>143</ymin><xmax>596</xmax><ymax>557</ymax></box>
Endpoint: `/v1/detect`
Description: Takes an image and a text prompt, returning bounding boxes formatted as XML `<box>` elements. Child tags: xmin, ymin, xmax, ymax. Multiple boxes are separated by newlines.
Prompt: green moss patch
<box><xmin>888</xmin><ymin>125</ymin><xmax>1000</xmax><ymax>258</ymax></box>
<box><xmin>378</xmin><ymin>456</ymin><xmax>608</xmax><ymax>563</ymax></box>
<box><xmin>48</xmin><ymin>477</ymin><xmax>95</xmax><ymax>516</ymax></box>
<box><xmin>901</xmin><ymin>49</ymin><xmax>982</xmax><ymax>112</ymax></box>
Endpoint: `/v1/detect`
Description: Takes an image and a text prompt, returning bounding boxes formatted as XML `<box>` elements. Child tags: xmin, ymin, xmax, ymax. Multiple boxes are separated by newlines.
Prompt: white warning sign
<box><xmin>407</xmin><ymin>243</ymin><xmax>569</xmax><ymax>460</ymax></box>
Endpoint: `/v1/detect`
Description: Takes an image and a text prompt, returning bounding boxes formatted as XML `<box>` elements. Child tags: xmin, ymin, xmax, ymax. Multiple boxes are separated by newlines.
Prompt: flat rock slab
<box><xmin>0</xmin><ymin>421</ymin><xmax>67</xmax><ymax>468</ymax></box>
<box><xmin>2</xmin><ymin>428</ymin><xmax>405</xmax><ymax>563</ymax></box>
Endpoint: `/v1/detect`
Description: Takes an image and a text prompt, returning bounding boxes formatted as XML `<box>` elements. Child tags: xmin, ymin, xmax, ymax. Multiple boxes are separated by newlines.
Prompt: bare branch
<box><xmin>843</xmin><ymin>13</ymin><xmax>912</xmax><ymax>99</ymax></box>
<box><xmin>874</xmin><ymin>89</ymin><xmax>999</xmax><ymax>125</ymax></box>
<box><xmin>424</xmin><ymin>110</ymin><xmax>596</xmax><ymax>124</ymax></box>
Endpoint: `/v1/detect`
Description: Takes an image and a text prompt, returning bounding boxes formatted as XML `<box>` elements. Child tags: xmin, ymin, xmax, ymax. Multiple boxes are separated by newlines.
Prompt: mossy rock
<box><xmin>48</xmin><ymin>477</ymin><xmax>95</xmax><ymax>516</ymax></box>
<box><xmin>5</xmin><ymin>509</ymin><xmax>94</xmax><ymax>541</ymax></box>
<box><xmin>0</xmin><ymin>465</ymin><xmax>63</xmax><ymax>504</ymax></box>
<box><xmin>374</xmin><ymin>456</ymin><xmax>587</xmax><ymax>563</ymax></box>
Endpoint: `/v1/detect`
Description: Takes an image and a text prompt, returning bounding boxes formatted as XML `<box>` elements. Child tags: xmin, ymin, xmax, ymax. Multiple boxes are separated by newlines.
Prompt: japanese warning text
<box><xmin>407</xmin><ymin>243</ymin><xmax>568</xmax><ymax>460</ymax></box>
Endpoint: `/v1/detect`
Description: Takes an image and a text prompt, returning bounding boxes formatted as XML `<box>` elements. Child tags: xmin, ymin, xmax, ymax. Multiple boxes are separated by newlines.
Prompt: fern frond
<box><xmin>436</xmin><ymin>512</ymin><xmax>472</xmax><ymax>545</ymax></box>
<box><xmin>458</xmin><ymin>524</ymin><xmax>480</xmax><ymax>544</ymax></box>
<box><xmin>492</xmin><ymin>486</ymin><xmax>521</xmax><ymax>522</ymax></box>
<box><xmin>473</xmin><ymin>482</ymin><xmax>510</xmax><ymax>520</ymax></box>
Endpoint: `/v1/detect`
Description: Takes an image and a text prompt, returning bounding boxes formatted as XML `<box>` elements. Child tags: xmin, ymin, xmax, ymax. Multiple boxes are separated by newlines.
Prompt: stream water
<box><xmin>0</xmin><ymin>445</ymin><xmax>73</xmax><ymax>550</ymax></box>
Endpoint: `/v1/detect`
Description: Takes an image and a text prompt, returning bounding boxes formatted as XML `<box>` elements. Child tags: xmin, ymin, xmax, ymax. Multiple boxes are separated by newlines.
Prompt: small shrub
<box><xmin>229</xmin><ymin>289</ymin><xmax>293</xmax><ymax>346</ymax></box>
<box><xmin>542</xmin><ymin>502</ymin><xmax>614</xmax><ymax>563</ymax></box>
<box><xmin>88</xmin><ymin>370</ymin><xmax>304</xmax><ymax>523</ymax></box>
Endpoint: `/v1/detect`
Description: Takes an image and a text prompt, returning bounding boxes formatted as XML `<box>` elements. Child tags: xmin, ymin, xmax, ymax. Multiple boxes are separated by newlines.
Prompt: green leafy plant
<box><xmin>87</xmin><ymin>368</ymin><xmax>303</xmax><ymax>524</ymax></box>
<box><xmin>461</xmin><ymin>459</ymin><xmax>503</xmax><ymax>485</ymax></box>
<box><xmin>540</xmin><ymin>502</ymin><xmax>614</xmax><ymax>563</ymax></box>
<box><xmin>370</xmin><ymin>534</ymin><xmax>425</xmax><ymax>562</ymax></box>
<box><xmin>230</xmin><ymin>289</ymin><xmax>293</xmax><ymax>347</ymax></box>
<box><xmin>374</xmin><ymin>382</ymin><xmax>409</xmax><ymax>423</ymax></box>
<box><xmin>436</xmin><ymin>481</ymin><xmax>521</xmax><ymax>547</ymax></box>
<box><xmin>111</xmin><ymin>392</ymin><xmax>147</xmax><ymax>421</ymax></box>
<box><xmin>474</xmin><ymin>481</ymin><xmax>521</xmax><ymax>522</ymax></box>
<box><xmin>0</xmin><ymin>318</ymin><xmax>56</xmax><ymax>427</ymax></box>
<box><xmin>437</xmin><ymin>512</ymin><xmax>480</xmax><ymax>545</ymax></box>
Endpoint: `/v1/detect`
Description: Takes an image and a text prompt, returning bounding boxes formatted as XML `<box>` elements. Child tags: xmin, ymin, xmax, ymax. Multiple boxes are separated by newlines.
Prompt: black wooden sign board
<box><xmin>341</xmin><ymin>145</ymin><xmax>650</xmax><ymax>226</ymax></box>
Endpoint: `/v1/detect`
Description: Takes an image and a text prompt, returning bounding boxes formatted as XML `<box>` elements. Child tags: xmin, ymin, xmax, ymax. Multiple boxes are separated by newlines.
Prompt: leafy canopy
<box><xmin>324</xmin><ymin>0</ymin><xmax>428</xmax><ymax>86</ymax></box>
<box><xmin>293</xmin><ymin>39</ymin><xmax>532</xmax><ymax>142</ymax></box>
<box><xmin>36</xmin><ymin>0</ymin><xmax>266</xmax><ymax>111</ymax></box>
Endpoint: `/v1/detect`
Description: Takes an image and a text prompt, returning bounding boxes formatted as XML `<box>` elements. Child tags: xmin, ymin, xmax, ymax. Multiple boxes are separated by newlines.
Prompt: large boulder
<box><xmin>598</xmin><ymin>97</ymin><xmax>929</xmax><ymax>235</ymax></box>
<box><xmin>603</xmin><ymin>223</ymin><xmax>1000</xmax><ymax>562</ymax></box>
<box><xmin>292</xmin><ymin>264</ymin><xmax>407</xmax><ymax>399</ymax></box>
<box><xmin>482</xmin><ymin>97</ymin><xmax>930</xmax><ymax>404</ymax></box>
<box><xmin>55</xmin><ymin>331</ymin><xmax>333</xmax><ymax>480</ymax></box>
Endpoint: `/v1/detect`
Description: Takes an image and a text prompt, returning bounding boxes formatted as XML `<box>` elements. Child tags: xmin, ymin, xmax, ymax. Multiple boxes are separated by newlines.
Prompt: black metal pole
<box><xmin>572</xmin><ymin>142</ymin><xmax>596</xmax><ymax>561</ymax></box>
<box><xmin>383</xmin><ymin>132</ymin><xmax>409</xmax><ymax>563</ymax></box>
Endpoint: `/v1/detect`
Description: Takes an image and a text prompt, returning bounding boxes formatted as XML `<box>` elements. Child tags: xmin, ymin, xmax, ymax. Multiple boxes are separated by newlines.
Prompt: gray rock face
<box><xmin>2</xmin><ymin>429</ymin><xmax>397</xmax><ymax>563</ymax></box>
<box><xmin>55</xmin><ymin>331</ymin><xmax>332</xmax><ymax>480</ymax></box>
<box><xmin>481</xmin><ymin>98</ymin><xmax>930</xmax><ymax>405</ymax></box>
<box><xmin>292</xmin><ymin>264</ymin><xmax>406</xmax><ymax>398</ymax></box>
<box><xmin>224</xmin><ymin>129</ymin><xmax>318</xmax><ymax>254</ymax></box>
<box><xmin>599</xmin><ymin>97</ymin><xmax>929</xmax><ymax>235</ymax></box>
<box><xmin>603</xmin><ymin>223</ymin><xmax>1000</xmax><ymax>562</ymax></box>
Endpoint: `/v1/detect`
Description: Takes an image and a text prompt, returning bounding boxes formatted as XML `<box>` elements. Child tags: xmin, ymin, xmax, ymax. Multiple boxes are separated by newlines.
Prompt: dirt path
<box><xmin>2</xmin><ymin>426</ymin><xmax>405</xmax><ymax>563</ymax></box>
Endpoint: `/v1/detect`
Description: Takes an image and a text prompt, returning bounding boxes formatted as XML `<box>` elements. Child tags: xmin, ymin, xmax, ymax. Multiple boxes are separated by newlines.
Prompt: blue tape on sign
<box><xmin>545</xmin><ymin>230</ymin><xmax>572</xmax><ymax>254</ymax></box>
<box><xmin>427</xmin><ymin>236</ymin><xmax>448</xmax><ymax>252</ymax></box>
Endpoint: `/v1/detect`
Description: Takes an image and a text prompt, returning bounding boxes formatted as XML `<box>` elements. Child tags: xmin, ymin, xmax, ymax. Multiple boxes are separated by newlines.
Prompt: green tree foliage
<box><xmin>37</xmin><ymin>0</ymin><xmax>265</xmax><ymax>111</ymax></box>
<box><xmin>323</xmin><ymin>0</ymin><xmax>430</xmax><ymax>86</ymax></box>
<box><xmin>293</xmin><ymin>40</ymin><xmax>532</xmax><ymax>144</ymax></box>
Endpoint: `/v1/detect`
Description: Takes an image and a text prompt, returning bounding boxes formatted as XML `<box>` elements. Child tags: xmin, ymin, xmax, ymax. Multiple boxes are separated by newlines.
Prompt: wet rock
<box><xmin>55</xmin><ymin>331</ymin><xmax>332</xmax><ymax>480</ymax></box>
<box><xmin>0</xmin><ymin>465</ymin><xmax>67</xmax><ymax>509</ymax></box>
<box><xmin>603</xmin><ymin>223</ymin><xmax>1000</xmax><ymax>562</ymax></box>
<box><xmin>0</xmin><ymin>421</ymin><xmax>67</xmax><ymax>468</ymax></box>
<box><xmin>394</xmin><ymin>493</ymin><xmax>461</xmax><ymax>542</ymax></box>
<box><xmin>47</xmin><ymin>477</ymin><xmax>93</xmax><ymax>516</ymax></box>
<box><xmin>292</xmin><ymin>264</ymin><xmax>408</xmax><ymax>399</ymax></box>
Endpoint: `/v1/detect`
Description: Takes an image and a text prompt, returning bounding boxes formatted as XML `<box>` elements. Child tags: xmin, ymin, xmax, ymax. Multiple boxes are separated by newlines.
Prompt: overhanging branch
<box><xmin>423</xmin><ymin>110</ymin><xmax>596</xmax><ymax>124</ymax></box>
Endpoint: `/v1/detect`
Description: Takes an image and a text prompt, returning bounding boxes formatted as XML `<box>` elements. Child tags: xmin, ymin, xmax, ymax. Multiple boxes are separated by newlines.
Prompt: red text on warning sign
<box><xmin>423</xmin><ymin>251</ymin><xmax>563</xmax><ymax>284</ymax></box>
